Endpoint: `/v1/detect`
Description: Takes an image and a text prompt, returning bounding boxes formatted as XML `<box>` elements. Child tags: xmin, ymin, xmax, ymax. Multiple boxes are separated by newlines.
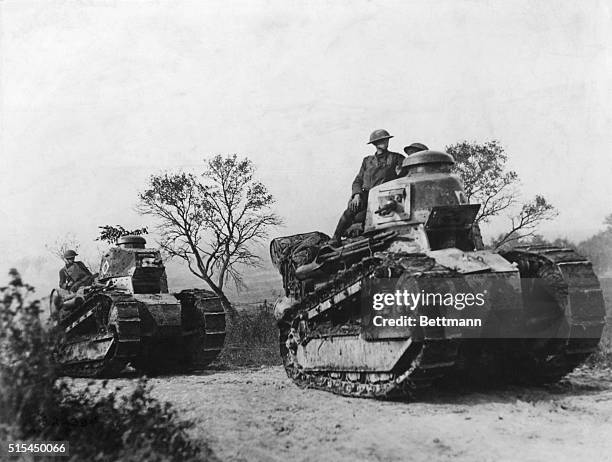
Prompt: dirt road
<box><xmin>106</xmin><ymin>365</ymin><xmax>612</xmax><ymax>462</ymax></box>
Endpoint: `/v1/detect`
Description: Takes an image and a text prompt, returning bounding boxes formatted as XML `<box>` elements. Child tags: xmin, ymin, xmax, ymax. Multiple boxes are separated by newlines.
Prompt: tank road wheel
<box><xmin>501</xmin><ymin>246</ymin><xmax>606</xmax><ymax>384</ymax></box>
<box><xmin>279</xmin><ymin>316</ymin><xmax>450</xmax><ymax>400</ymax></box>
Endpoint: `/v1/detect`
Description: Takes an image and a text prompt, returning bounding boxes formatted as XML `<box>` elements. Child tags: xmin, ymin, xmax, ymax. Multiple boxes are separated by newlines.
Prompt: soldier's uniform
<box><xmin>350</xmin><ymin>150</ymin><xmax>405</xmax><ymax>198</ymax></box>
<box><xmin>59</xmin><ymin>250</ymin><xmax>93</xmax><ymax>293</ymax></box>
<box><xmin>331</xmin><ymin>130</ymin><xmax>404</xmax><ymax>242</ymax></box>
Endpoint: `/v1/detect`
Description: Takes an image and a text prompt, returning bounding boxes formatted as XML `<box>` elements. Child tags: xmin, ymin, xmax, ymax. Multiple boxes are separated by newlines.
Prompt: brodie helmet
<box><xmin>368</xmin><ymin>129</ymin><xmax>393</xmax><ymax>144</ymax></box>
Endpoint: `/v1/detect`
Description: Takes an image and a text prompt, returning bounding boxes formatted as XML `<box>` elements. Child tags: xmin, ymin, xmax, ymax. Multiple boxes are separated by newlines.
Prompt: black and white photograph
<box><xmin>1</xmin><ymin>1</ymin><xmax>611</xmax><ymax>461</ymax></box>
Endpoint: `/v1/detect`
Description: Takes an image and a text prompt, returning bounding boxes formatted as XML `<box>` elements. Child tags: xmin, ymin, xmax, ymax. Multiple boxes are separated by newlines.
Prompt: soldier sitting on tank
<box><xmin>50</xmin><ymin>250</ymin><xmax>96</xmax><ymax>319</ymax></box>
<box><xmin>328</xmin><ymin>129</ymin><xmax>405</xmax><ymax>246</ymax></box>
<box><xmin>59</xmin><ymin>249</ymin><xmax>94</xmax><ymax>293</ymax></box>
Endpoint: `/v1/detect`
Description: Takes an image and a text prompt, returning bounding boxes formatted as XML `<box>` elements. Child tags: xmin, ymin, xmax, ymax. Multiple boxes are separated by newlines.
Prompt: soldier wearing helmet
<box><xmin>329</xmin><ymin>129</ymin><xmax>404</xmax><ymax>246</ymax></box>
<box><xmin>397</xmin><ymin>142</ymin><xmax>429</xmax><ymax>177</ymax></box>
<box><xmin>403</xmin><ymin>142</ymin><xmax>428</xmax><ymax>156</ymax></box>
<box><xmin>59</xmin><ymin>249</ymin><xmax>94</xmax><ymax>292</ymax></box>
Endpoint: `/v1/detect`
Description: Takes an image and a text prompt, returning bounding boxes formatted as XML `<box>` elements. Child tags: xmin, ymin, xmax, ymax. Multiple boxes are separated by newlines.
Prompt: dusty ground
<box><xmin>104</xmin><ymin>365</ymin><xmax>612</xmax><ymax>462</ymax></box>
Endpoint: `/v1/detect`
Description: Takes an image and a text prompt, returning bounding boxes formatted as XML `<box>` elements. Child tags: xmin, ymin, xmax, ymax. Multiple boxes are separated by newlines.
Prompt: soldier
<box><xmin>59</xmin><ymin>250</ymin><xmax>94</xmax><ymax>293</ymax></box>
<box><xmin>397</xmin><ymin>143</ymin><xmax>430</xmax><ymax>177</ymax></box>
<box><xmin>329</xmin><ymin>129</ymin><xmax>405</xmax><ymax>246</ymax></box>
<box><xmin>403</xmin><ymin>142</ymin><xmax>428</xmax><ymax>155</ymax></box>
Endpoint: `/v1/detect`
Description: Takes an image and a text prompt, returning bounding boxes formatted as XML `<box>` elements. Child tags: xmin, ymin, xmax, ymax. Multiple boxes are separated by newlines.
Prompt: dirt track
<box><xmin>107</xmin><ymin>365</ymin><xmax>612</xmax><ymax>462</ymax></box>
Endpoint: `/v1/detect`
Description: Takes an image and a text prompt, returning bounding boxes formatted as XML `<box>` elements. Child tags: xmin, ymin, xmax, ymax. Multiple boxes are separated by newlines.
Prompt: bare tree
<box><xmin>137</xmin><ymin>154</ymin><xmax>282</xmax><ymax>308</ymax></box>
<box><xmin>446</xmin><ymin>140</ymin><xmax>557</xmax><ymax>248</ymax></box>
<box><xmin>45</xmin><ymin>232</ymin><xmax>81</xmax><ymax>261</ymax></box>
<box><xmin>491</xmin><ymin>195</ymin><xmax>557</xmax><ymax>249</ymax></box>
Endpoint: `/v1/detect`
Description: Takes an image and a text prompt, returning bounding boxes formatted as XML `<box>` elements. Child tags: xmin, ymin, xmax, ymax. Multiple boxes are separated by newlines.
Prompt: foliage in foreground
<box><xmin>0</xmin><ymin>277</ymin><xmax>213</xmax><ymax>462</ymax></box>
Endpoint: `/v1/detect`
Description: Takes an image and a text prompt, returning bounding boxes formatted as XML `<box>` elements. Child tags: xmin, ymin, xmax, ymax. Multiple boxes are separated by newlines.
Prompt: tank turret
<box><xmin>364</xmin><ymin>150</ymin><xmax>478</xmax><ymax>251</ymax></box>
<box><xmin>98</xmin><ymin>236</ymin><xmax>168</xmax><ymax>293</ymax></box>
<box><xmin>117</xmin><ymin>235</ymin><xmax>147</xmax><ymax>249</ymax></box>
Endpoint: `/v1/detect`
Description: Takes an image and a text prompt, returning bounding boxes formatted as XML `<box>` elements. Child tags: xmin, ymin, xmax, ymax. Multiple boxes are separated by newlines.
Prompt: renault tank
<box><xmin>270</xmin><ymin>151</ymin><xmax>605</xmax><ymax>398</ymax></box>
<box><xmin>51</xmin><ymin>236</ymin><xmax>226</xmax><ymax>377</ymax></box>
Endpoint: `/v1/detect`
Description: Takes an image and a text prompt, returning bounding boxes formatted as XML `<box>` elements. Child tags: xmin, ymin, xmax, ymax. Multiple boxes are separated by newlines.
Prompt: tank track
<box><xmin>181</xmin><ymin>289</ymin><xmax>227</xmax><ymax>369</ymax></box>
<box><xmin>59</xmin><ymin>292</ymin><xmax>141</xmax><ymax>378</ymax></box>
<box><xmin>500</xmin><ymin>245</ymin><xmax>606</xmax><ymax>383</ymax></box>
<box><xmin>280</xmin><ymin>246</ymin><xmax>605</xmax><ymax>398</ymax></box>
<box><xmin>280</xmin><ymin>252</ymin><xmax>461</xmax><ymax>399</ymax></box>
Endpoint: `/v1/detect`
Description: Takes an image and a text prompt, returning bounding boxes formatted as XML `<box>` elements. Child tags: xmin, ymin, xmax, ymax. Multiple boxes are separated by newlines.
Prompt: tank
<box><xmin>51</xmin><ymin>236</ymin><xmax>226</xmax><ymax>377</ymax></box>
<box><xmin>270</xmin><ymin>151</ymin><xmax>606</xmax><ymax>398</ymax></box>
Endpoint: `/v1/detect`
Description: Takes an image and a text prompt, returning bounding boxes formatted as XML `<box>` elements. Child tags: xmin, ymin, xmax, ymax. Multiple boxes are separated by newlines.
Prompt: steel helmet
<box><xmin>63</xmin><ymin>249</ymin><xmax>78</xmax><ymax>259</ymax></box>
<box><xmin>367</xmin><ymin>129</ymin><xmax>393</xmax><ymax>144</ymax></box>
<box><xmin>403</xmin><ymin>142</ymin><xmax>429</xmax><ymax>155</ymax></box>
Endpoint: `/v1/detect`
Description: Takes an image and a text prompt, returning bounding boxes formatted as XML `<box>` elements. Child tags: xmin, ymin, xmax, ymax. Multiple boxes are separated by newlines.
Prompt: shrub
<box><xmin>215</xmin><ymin>304</ymin><xmax>280</xmax><ymax>367</ymax></box>
<box><xmin>0</xmin><ymin>274</ymin><xmax>215</xmax><ymax>461</ymax></box>
<box><xmin>47</xmin><ymin>379</ymin><xmax>214</xmax><ymax>462</ymax></box>
<box><xmin>586</xmin><ymin>347</ymin><xmax>612</xmax><ymax>369</ymax></box>
<box><xmin>0</xmin><ymin>282</ymin><xmax>60</xmax><ymax>441</ymax></box>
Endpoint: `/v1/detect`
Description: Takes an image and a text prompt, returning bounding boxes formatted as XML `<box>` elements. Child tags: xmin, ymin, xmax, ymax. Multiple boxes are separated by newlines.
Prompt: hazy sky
<box><xmin>1</xmin><ymin>0</ymin><xmax>611</xmax><ymax>292</ymax></box>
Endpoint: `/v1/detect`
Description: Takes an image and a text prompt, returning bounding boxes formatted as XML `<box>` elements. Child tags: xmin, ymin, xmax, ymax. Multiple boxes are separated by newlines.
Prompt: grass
<box><xmin>214</xmin><ymin>303</ymin><xmax>281</xmax><ymax>368</ymax></box>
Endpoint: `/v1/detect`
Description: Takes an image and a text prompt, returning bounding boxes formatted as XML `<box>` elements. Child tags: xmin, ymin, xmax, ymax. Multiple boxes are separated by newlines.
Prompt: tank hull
<box><xmin>56</xmin><ymin>289</ymin><xmax>226</xmax><ymax>377</ymax></box>
<box><xmin>277</xmin><ymin>242</ymin><xmax>605</xmax><ymax>399</ymax></box>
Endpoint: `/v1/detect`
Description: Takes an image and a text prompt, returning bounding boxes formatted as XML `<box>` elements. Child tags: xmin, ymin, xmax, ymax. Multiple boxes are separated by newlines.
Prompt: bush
<box><xmin>47</xmin><ymin>379</ymin><xmax>215</xmax><ymax>462</ymax></box>
<box><xmin>586</xmin><ymin>347</ymin><xmax>612</xmax><ymax>369</ymax></box>
<box><xmin>0</xmin><ymin>282</ymin><xmax>60</xmax><ymax>441</ymax></box>
<box><xmin>215</xmin><ymin>304</ymin><xmax>280</xmax><ymax>367</ymax></box>
<box><xmin>0</xmin><ymin>274</ymin><xmax>215</xmax><ymax>461</ymax></box>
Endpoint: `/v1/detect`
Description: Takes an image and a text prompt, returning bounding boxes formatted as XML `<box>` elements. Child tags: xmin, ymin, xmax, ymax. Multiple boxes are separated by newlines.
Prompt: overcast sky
<box><xmin>1</xmin><ymin>0</ymin><xmax>611</xmax><ymax>292</ymax></box>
